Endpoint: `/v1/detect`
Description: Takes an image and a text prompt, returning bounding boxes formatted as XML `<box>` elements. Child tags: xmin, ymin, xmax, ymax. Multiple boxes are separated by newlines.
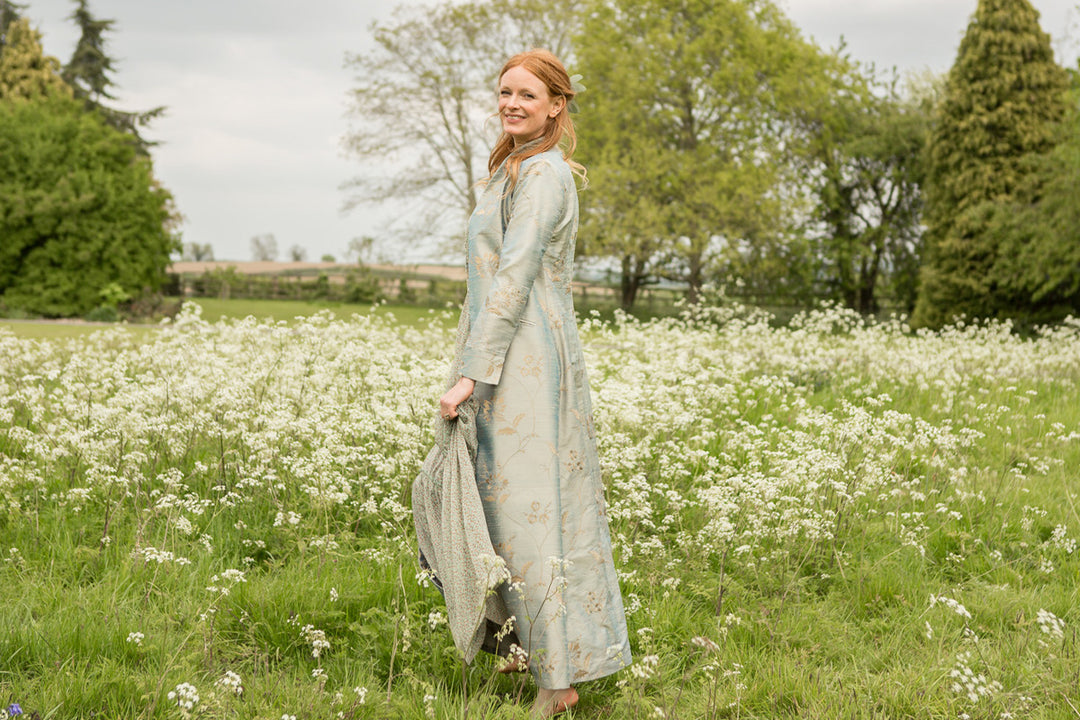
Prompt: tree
<box><xmin>61</xmin><ymin>0</ymin><xmax>164</xmax><ymax>153</ymax></box>
<box><xmin>181</xmin><ymin>242</ymin><xmax>214</xmax><ymax>261</ymax></box>
<box><xmin>345</xmin><ymin>236</ymin><xmax>375</xmax><ymax>265</ymax></box>
<box><xmin>250</xmin><ymin>234</ymin><xmax>278</xmax><ymax>262</ymax></box>
<box><xmin>0</xmin><ymin>94</ymin><xmax>179</xmax><ymax>317</ymax></box>
<box><xmin>983</xmin><ymin>80</ymin><xmax>1080</xmax><ymax>322</ymax></box>
<box><xmin>912</xmin><ymin>0</ymin><xmax>1068</xmax><ymax>328</ymax></box>
<box><xmin>574</xmin><ymin>0</ymin><xmax>844</xmax><ymax>308</ymax></box>
<box><xmin>61</xmin><ymin>0</ymin><xmax>114</xmax><ymax>100</ymax></box>
<box><xmin>806</xmin><ymin>71</ymin><xmax>930</xmax><ymax>314</ymax></box>
<box><xmin>0</xmin><ymin>1</ymin><xmax>25</xmax><ymax>52</ymax></box>
<box><xmin>341</xmin><ymin>0</ymin><xmax>580</xmax><ymax>251</ymax></box>
<box><xmin>0</xmin><ymin>17</ymin><xmax>70</xmax><ymax>99</ymax></box>
<box><xmin>288</xmin><ymin>244</ymin><xmax>307</xmax><ymax>262</ymax></box>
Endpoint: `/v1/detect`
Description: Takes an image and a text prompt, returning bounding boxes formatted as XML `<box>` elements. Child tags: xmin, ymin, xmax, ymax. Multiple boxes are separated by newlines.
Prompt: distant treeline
<box><xmin>169</xmin><ymin>266</ymin><xmax>695</xmax><ymax>319</ymax></box>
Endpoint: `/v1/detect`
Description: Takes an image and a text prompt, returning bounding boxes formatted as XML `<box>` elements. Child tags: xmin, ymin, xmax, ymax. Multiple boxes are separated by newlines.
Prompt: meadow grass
<box><xmin>0</xmin><ymin>319</ymin><xmax>161</xmax><ymax>340</ymax></box>
<box><xmin>1</xmin><ymin>303</ymin><xmax>1078</xmax><ymax>719</ymax></box>
<box><xmin>0</xmin><ymin>298</ymin><xmax>457</xmax><ymax>341</ymax></box>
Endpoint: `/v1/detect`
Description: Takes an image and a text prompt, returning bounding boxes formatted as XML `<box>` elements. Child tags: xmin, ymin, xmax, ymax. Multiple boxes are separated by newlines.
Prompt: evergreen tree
<box><xmin>0</xmin><ymin>93</ymin><xmax>178</xmax><ymax>317</ymax></box>
<box><xmin>912</xmin><ymin>0</ymin><xmax>1068</xmax><ymax>328</ymax></box>
<box><xmin>984</xmin><ymin>81</ymin><xmax>1080</xmax><ymax>323</ymax></box>
<box><xmin>0</xmin><ymin>17</ymin><xmax>70</xmax><ymax>99</ymax></box>
<box><xmin>0</xmin><ymin>0</ymin><xmax>26</xmax><ymax>51</ymax></box>
<box><xmin>61</xmin><ymin>0</ymin><xmax>115</xmax><ymax>100</ymax></box>
<box><xmin>61</xmin><ymin>0</ymin><xmax>164</xmax><ymax>153</ymax></box>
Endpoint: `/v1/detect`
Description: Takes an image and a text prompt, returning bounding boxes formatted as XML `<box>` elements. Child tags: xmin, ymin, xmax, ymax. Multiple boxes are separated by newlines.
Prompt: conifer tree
<box><xmin>61</xmin><ymin>0</ymin><xmax>115</xmax><ymax>100</ymax></box>
<box><xmin>0</xmin><ymin>17</ymin><xmax>70</xmax><ymax>99</ymax></box>
<box><xmin>983</xmin><ymin>80</ymin><xmax>1080</xmax><ymax>322</ymax></box>
<box><xmin>912</xmin><ymin>0</ymin><xmax>1068</xmax><ymax>328</ymax></box>
<box><xmin>0</xmin><ymin>1</ymin><xmax>26</xmax><ymax>52</ymax></box>
<box><xmin>61</xmin><ymin>0</ymin><xmax>163</xmax><ymax>153</ymax></box>
<box><xmin>0</xmin><ymin>92</ymin><xmax>178</xmax><ymax>317</ymax></box>
<box><xmin>0</xmin><ymin>9</ymin><xmax>177</xmax><ymax>318</ymax></box>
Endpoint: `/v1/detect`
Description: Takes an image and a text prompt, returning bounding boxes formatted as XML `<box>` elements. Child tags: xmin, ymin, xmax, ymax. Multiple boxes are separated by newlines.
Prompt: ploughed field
<box><xmin>1</xmin><ymin>302</ymin><xmax>1078</xmax><ymax>719</ymax></box>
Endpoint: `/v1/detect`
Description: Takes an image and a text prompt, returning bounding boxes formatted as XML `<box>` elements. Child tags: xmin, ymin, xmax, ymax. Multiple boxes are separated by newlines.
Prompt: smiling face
<box><xmin>498</xmin><ymin>65</ymin><xmax>565</xmax><ymax>146</ymax></box>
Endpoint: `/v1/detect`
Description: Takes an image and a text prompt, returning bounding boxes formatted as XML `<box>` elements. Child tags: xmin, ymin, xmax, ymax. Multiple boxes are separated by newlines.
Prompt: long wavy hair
<box><xmin>487</xmin><ymin>49</ymin><xmax>585</xmax><ymax>190</ymax></box>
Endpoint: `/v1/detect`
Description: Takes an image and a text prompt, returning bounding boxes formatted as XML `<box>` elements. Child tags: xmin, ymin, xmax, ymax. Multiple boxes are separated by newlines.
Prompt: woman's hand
<box><xmin>439</xmin><ymin>377</ymin><xmax>476</xmax><ymax>420</ymax></box>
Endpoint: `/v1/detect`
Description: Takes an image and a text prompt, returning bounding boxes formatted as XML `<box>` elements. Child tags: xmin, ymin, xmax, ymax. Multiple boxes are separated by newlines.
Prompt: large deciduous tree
<box><xmin>912</xmin><ymin>0</ymin><xmax>1068</xmax><ymax>328</ymax></box>
<box><xmin>806</xmin><ymin>72</ymin><xmax>930</xmax><ymax>314</ymax></box>
<box><xmin>341</xmin><ymin>0</ymin><xmax>579</xmax><ymax>252</ymax></box>
<box><xmin>574</xmin><ymin>0</ymin><xmax>843</xmax><ymax>308</ymax></box>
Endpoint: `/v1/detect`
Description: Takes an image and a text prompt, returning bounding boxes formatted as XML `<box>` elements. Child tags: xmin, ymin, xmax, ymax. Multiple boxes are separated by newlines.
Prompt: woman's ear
<box><xmin>549</xmin><ymin>96</ymin><xmax>566</xmax><ymax>118</ymax></box>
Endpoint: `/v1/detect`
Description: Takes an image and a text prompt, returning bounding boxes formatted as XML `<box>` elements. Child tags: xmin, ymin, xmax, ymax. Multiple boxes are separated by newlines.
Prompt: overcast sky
<box><xmin>22</xmin><ymin>0</ymin><xmax>1080</xmax><ymax>263</ymax></box>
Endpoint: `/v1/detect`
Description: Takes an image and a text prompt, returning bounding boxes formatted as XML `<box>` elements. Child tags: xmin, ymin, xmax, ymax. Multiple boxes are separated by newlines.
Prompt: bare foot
<box><xmin>531</xmin><ymin>687</ymin><xmax>578</xmax><ymax>718</ymax></box>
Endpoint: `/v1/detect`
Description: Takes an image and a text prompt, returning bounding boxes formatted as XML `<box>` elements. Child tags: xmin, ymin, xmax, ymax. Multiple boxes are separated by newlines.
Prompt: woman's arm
<box><xmin>457</xmin><ymin>158</ymin><xmax>568</xmax><ymax>386</ymax></box>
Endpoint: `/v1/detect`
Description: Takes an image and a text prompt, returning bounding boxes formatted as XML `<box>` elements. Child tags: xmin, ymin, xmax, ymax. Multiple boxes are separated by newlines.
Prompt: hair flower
<box><xmin>569</xmin><ymin>74</ymin><xmax>586</xmax><ymax>114</ymax></box>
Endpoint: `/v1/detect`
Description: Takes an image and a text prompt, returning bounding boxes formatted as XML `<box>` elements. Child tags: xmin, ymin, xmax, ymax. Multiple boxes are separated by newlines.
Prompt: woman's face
<box><xmin>498</xmin><ymin>66</ymin><xmax>564</xmax><ymax>145</ymax></box>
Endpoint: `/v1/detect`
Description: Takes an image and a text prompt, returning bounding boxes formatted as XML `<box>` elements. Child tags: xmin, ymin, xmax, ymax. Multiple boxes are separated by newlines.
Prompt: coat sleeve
<box><xmin>459</xmin><ymin>159</ymin><xmax>566</xmax><ymax>385</ymax></box>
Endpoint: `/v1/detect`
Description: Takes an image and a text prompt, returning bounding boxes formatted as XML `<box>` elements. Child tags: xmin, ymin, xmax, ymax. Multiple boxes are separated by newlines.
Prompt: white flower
<box><xmin>630</xmin><ymin>654</ymin><xmax>659</xmax><ymax>679</ymax></box>
<box><xmin>216</xmin><ymin>670</ymin><xmax>243</xmax><ymax>695</ymax></box>
<box><xmin>167</xmin><ymin>682</ymin><xmax>199</xmax><ymax>711</ymax></box>
<box><xmin>301</xmin><ymin>624</ymin><xmax>331</xmax><ymax>659</ymax></box>
<box><xmin>691</xmin><ymin>635</ymin><xmax>720</xmax><ymax>653</ymax></box>
<box><xmin>274</xmin><ymin>510</ymin><xmax>302</xmax><ymax>527</ymax></box>
<box><xmin>427</xmin><ymin>609</ymin><xmax>448</xmax><ymax>630</ymax></box>
<box><xmin>929</xmin><ymin>594</ymin><xmax>972</xmax><ymax>619</ymax></box>
<box><xmin>1037</xmin><ymin>608</ymin><xmax>1066</xmax><ymax>640</ymax></box>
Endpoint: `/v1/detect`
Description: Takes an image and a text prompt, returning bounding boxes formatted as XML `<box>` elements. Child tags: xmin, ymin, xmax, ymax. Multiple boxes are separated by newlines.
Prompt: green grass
<box><xmin>0</xmin><ymin>319</ymin><xmax>158</xmax><ymax>340</ymax></box>
<box><xmin>183</xmin><ymin>297</ymin><xmax>458</xmax><ymax>328</ymax></box>
<box><xmin>0</xmin><ymin>298</ymin><xmax>458</xmax><ymax>340</ymax></box>
<box><xmin>1</xmin><ymin>305</ymin><xmax>1079</xmax><ymax>718</ymax></box>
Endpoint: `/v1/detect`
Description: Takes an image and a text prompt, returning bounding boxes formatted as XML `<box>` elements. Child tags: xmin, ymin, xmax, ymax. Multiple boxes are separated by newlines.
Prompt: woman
<box><xmin>439</xmin><ymin>50</ymin><xmax>632</xmax><ymax>717</ymax></box>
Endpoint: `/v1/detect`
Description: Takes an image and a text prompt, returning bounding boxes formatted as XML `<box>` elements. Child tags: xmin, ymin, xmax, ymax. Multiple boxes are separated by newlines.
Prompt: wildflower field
<box><xmin>2</xmin><ymin>302</ymin><xmax>1079</xmax><ymax>719</ymax></box>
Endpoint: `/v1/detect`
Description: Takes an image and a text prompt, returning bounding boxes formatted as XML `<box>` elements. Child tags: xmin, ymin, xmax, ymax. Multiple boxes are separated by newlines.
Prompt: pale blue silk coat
<box><xmin>448</xmin><ymin>149</ymin><xmax>632</xmax><ymax>688</ymax></box>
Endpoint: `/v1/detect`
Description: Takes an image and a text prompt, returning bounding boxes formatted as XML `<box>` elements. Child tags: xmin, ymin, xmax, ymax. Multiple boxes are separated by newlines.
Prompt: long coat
<box><xmin>450</xmin><ymin>149</ymin><xmax>632</xmax><ymax>689</ymax></box>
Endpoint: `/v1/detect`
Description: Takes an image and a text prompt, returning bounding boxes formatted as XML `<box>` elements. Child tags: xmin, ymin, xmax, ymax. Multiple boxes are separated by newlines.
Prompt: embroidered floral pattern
<box><xmin>474</xmin><ymin>252</ymin><xmax>500</xmax><ymax>279</ymax></box>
